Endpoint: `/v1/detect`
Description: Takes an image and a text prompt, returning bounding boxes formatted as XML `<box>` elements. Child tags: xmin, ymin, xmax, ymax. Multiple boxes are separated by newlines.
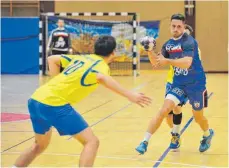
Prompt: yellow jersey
<box><xmin>166</xmin><ymin>48</ymin><xmax>201</xmax><ymax>83</ymax></box>
<box><xmin>31</xmin><ymin>54</ymin><xmax>110</xmax><ymax>106</ymax></box>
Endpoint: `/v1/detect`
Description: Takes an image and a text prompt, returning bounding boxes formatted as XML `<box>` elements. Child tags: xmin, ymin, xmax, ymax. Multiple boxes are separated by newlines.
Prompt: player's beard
<box><xmin>173</xmin><ymin>32</ymin><xmax>183</xmax><ymax>38</ymax></box>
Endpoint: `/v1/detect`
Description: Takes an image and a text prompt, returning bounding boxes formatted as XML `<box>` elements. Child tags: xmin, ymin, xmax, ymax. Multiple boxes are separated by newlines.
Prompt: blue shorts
<box><xmin>165</xmin><ymin>83</ymin><xmax>208</xmax><ymax>111</ymax></box>
<box><xmin>28</xmin><ymin>99</ymin><xmax>88</xmax><ymax>136</ymax></box>
<box><xmin>165</xmin><ymin>82</ymin><xmax>188</xmax><ymax>106</ymax></box>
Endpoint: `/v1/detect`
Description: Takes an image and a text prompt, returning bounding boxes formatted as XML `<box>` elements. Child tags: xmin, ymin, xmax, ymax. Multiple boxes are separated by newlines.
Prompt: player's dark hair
<box><xmin>171</xmin><ymin>13</ymin><xmax>185</xmax><ymax>23</ymax></box>
<box><xmin>185</xmin><ymin>24</ymin><xmax>193</xmax><ymax>34</ymax></box>
<box><xmin>94</xmin><ymin>35</ymin><xmax>116</xmax><ymax>57</ymax></box>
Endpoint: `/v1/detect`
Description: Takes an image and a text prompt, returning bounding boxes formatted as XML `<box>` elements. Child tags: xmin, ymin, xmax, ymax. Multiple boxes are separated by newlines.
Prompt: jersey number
<box><xmin>55</xmin><ymin>37</ymin><xmax>65</xmax><ymax>48</ymax></box>
<box><xmin>63</xmin><ymin>60</ymin><xmax>85</xmax><ymax>75</ymax></box>
<box><xmin>174</xmin><ymin>67</ymin><xmax>188</xmax><ymax>76</ymax></box>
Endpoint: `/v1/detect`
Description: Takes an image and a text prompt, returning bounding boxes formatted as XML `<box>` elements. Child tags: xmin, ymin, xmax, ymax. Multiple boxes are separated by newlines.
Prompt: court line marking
<box><xmin>81</xmin><ymin>100</ymin><xmax>112</xmax><ymax>115</ymax></box>
<box><xmin>1</xmin><ymin>100</ymin><xmax>112</xmax><ymax>124</ymax></box>
<box><xmin>1</xmin><ymin>119</ymin><xmax>30</xmax><ymax>124</ymax></box>
<box><xmin>1</xmin><ymin>79</ymin><xmax>153</xmax><ymax>152</ymax></box>
<box><xmin>3</xmin><ymin>129</ymin><xmax>229</xmax><ymax>133</ymax></box>
<box><xmin>67</xmin><ymin>80</ymin><xmax>153</xmax><ymax>140</ymax></box>
<box><xmin>1</xmin><ymin>136</ymin><xmax>35</xmax><ymax>153</ymax></box>
<box><xmin>153</xmin><ymin>92</ymin><xmax>214</xmax><ymax>167</ymax></box>
<box><xmin>1</xmin><ymin>112</ymin><xmax>30</xmax><ymax>124</ymax></box>
<box><xmin>4</xmin><ymin>151</ymin><xmax>211</xmax><ymax>167</ymax></box>
<box><xmin>2</xmin><ymin>91</ymin><xmax>218</xmax><ymax>167</ymax></box>
<box><xmin>1</xmin><ymin>114</ymin><xmax>226</xmax><ymax>126</ymax></box>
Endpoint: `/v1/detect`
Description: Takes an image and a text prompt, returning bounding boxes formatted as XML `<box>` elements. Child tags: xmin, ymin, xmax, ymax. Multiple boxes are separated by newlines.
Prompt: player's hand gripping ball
<box><xmin>140</xmin><ymin>36</ymin><xmax>156</xmax><ymax>51</ymax></box>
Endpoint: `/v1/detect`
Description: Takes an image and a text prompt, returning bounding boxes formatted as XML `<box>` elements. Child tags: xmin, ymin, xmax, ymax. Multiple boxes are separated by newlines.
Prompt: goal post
<box><xmin>39</xmin><ymin>12</ymin><xmax>139</xmax><ymax>77</ymax></box>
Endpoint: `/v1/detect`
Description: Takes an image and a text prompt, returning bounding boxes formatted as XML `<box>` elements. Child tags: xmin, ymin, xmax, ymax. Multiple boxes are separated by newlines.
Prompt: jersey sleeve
<box><xmin>95</xmin><ymin>62</ymin><xmax>110</xmax><ymax>76</ymax></box>
<box><xmin>84</xmin><ymin>61</ymin><xmax>110</xmax><ymax>85</ymax></box>
<box><xmin>182</xmin><ymin>38</ymin><xmax>195</xmax><ymax>58</ymax></box>
<box><xmin>161</xmin><ymin>43</ymin><xmax>169</xmax><ymax>58</ymax></box>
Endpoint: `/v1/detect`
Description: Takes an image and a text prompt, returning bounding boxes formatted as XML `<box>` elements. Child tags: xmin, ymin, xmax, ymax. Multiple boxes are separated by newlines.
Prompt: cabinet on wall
<box><xmin>1</xmin><ymin>0</ymin><xmax>40</xmax><ymax>16</ymax></box>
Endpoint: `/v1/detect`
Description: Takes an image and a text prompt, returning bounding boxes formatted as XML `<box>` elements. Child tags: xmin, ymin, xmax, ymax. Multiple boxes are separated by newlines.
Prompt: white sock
<box><xmin>143</xmin><ymin>132</ymin><xmax>152</xmax><ymax>142</ymax></box>
<box><xmin>12</xmin><ymin>166</ymin><xmax>18</xmax><ymax>168</ymax></box>
<box><xmin>172</xmin><ymin>124</ymin><xmax>180</xmax><ymax>134</ymax></box>
<box><xmin>204</xmin><ymin>129</ymin><xmax>210</xmax><ymax>137</ymax></box>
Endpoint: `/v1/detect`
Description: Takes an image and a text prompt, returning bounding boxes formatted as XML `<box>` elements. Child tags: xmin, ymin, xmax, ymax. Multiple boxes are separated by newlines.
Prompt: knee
<box><xmin>94</xmin><ymin>137</ymin><xmax>100</xmax><ymax>148</ymax></box>
<box><xmin>159</xmin><ymin>106</ymin><xmax>172</xmax><ymax>118</ymax></box>
<box><xmin>88</xmin><ymin>136</ymin><xmax>100</xmax><ymax>148</ymax></box>
<box><xmin>31</xmin><ymin>142</ymin><xmax>48</xmax><ymax>154</ymax></box>
<box><xmin>173</xmin><ymin>106</ymin><xmax>182</xmax><ymax>114</ymax></box>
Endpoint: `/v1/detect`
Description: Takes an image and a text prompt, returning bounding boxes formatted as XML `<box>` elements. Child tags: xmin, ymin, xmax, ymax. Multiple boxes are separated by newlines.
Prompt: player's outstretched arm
<box><xmin>47</xmin><ymin>55</ymin><xmax>61</xmax><ymax>77</ymax></box>
<box><xmin>96</xmin><ymin>73</ymin><xmax>152</xmax><ymax>107</ymax></box>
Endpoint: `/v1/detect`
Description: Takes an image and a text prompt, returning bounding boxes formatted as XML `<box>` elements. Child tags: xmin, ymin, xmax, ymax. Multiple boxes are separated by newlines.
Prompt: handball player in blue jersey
<box><xmin>136</xmin><ymin>14</ymin><xmax>214</xmax><ymax>154</ymax></box>
<box><xmin>164</xmin><ymin>24</ymin><xmax>201</xmax><ymax>149</ymax></box>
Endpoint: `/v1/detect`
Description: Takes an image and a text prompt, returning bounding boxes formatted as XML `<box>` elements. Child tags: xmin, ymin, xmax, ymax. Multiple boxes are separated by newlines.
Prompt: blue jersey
<box><xmin>161</xmin><ymin>33</ymin><xmax>206</xmax><ymax>86</ymax></box>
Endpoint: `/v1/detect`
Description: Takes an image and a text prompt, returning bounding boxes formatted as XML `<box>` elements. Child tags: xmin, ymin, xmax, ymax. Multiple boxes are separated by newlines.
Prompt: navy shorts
<box><xmin>28</xmin><ymin>99</ymin><xmax>88</xmax><ymax>136</ymax></box>
<box><xmin>165</xmin><ymin>82</ymin><xmax>188</xmax><ymax>107</ymax></box>
<box><xmin>165</xmin><ymin>84</ymin><xmax>208</xmax><ymax>111</ymax></box>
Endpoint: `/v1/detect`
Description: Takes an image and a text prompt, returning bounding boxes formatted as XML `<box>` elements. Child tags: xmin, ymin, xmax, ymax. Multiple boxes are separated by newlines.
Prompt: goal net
<box><xmin>39</xmin><ymin>12</ymin><xmax>139</xmax><ymax>76</ymax></box>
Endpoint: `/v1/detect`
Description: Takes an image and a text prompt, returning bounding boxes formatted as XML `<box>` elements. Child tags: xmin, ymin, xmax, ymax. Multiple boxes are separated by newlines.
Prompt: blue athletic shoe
<box><xmin>169</xmin><ymin>132</ymin><xmax>181</xmax><ymax>149</ymax></box>
<box><xmin>199</xmin><ymin>129</ymin><xmax>214</xmax><ymax>152</ymax></box>
<box><xmin>135</xmin><ymin>141</ymin><xmax>148</xmax><ymax>155</ymax></box>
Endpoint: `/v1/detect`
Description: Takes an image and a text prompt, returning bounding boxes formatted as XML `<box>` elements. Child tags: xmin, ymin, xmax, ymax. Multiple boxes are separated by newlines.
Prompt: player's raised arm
<box><xmin>47</xmin><ymin>55</ymin><xmax>61</xmax><ymax>77</ymax></box>
<box><xmin>96</xmin><ymin>73</ymin><xmax>151</xmax><ymax>108</ymax></box>
<box><xmin>48</xmin><ymin>54</ymin><xmax>75</xmax><ymax>77</ymax></box>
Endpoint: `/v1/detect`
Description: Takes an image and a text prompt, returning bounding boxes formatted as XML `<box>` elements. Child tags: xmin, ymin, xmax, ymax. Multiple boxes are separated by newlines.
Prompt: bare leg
<box><xmin>72</xmin><ymin>127</ymin><xmax>99</xmax><ymax>167</ymax></box>
<box><xmin>136</xmin><ymin>99</ymin><xmax>176</xmax><ymax>154</ymax></box>
<box><xmin>14</xmin><ymin>129</ymin><xmax>52</xmax><ymax>167</ymax></box>
<box><xmin>166</xmin><ymin>113</ymin><xmax>173</xmax><ymax>128</ymax></box>
<box><xmin>192</xmin><ymin>109</ymin><xmax>209</xmax><ymax>131</ymax></box>
<box><xmin>146</xmin><ymin>99</ymin><xmax>175</xmax><ymax>134</ymax></box>
<box><xmin>171</xmin><ymin>106</ymin><xmax>182</xmax><ymax>134</ymax></box>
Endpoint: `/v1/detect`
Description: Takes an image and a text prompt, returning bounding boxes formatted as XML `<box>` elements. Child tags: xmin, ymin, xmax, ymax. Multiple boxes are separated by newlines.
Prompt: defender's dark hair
<box><xmin>171</xmin><ymin>13</ymin><xmax>186</xmax><ymax>22</ymax></box>
<box><xmin>185</xmin><ymin>24</ymin><xmax>193</xmax><ymax>34</ymax></box>
<box><xmin>94</xmin><ymin>35</ymin><xmax>116</xmax><ymax>57</ymax></box>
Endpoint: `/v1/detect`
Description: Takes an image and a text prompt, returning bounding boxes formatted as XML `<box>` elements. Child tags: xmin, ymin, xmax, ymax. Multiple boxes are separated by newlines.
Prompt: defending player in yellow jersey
<box><xmin>31</xmin><ymin>54</ymin><xmax>110</xmax><ymax>106</ymax></box>
<box><xmin>13</xmin><ymin>36</ymin><xmax>151</xmax><ymax>168</ymax></box>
